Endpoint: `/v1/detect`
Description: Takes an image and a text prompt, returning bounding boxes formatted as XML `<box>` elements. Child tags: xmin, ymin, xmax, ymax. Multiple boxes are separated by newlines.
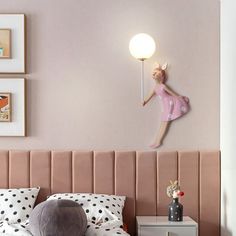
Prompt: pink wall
<box><xmin>0</xmin><ymin>0</ymin><xmax>220</xmax><ymax>150</ymax></box>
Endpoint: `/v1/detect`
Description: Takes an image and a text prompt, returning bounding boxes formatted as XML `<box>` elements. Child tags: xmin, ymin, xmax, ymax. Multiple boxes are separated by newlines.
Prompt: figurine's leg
<box><xmin>150</xmin><ymin>121</ymin><xmax>171</xmax><ymax>148</ymax></box>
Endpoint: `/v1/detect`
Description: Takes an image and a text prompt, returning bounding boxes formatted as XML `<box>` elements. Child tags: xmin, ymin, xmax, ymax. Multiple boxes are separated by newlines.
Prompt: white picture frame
<box><xmin>0</xmin><ymin>78</ymin><xmax>26</xmax><ymax>136</ymax></box>
<box><xmin>0</xmin><ymin>14</ymin><xmax>26</xmax><ymax>73</ymax></box>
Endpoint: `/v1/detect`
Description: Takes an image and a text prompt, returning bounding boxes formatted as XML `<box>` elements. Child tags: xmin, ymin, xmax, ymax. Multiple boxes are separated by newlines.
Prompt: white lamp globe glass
<box><xmin>129</xmin><ymin>33</ymin><xmax>156</xmax><ymax>60</ymax></box>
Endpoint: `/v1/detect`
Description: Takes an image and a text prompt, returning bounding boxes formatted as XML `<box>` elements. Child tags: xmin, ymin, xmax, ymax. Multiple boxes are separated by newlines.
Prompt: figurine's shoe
<box><xmin>149</xmin><ymin>142</ymin><xmax>162</xmax><ymax>149</ymax></box>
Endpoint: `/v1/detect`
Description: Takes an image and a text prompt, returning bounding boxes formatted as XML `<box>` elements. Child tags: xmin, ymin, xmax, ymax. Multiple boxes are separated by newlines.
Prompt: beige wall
<box><xmin>0</xmin><ymin>0</ymin><xmax>220</xmax><ymax>150</ymax></box>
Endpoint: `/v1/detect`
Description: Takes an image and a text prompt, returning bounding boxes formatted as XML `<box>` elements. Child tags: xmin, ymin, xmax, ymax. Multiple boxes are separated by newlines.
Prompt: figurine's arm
<box><xmin>143</xmin><ymin>90</ymin><xmax>155</xmax><ymax>106</ymax></box>
<box><xmin>163</xmin><ymin>84</ymin><xmax>180</xmax><ymax>97</ymax></box>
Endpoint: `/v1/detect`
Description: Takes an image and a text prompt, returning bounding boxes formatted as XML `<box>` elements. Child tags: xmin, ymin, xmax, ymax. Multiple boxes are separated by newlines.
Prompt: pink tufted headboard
<box><xmin>0</xmin><ymin>150</ymin><xmax>220</xmax><ymax>236</ymax></box>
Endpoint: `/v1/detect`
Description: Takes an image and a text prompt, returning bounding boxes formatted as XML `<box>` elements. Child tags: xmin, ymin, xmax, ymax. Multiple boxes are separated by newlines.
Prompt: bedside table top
<box><xmin>136</xmin><ymin>216</ymin><xmax>198</xmax><ymax>227</ymax></box>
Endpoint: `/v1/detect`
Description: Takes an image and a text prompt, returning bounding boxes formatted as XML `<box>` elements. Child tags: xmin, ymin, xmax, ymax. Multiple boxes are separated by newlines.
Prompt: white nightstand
<box><xmin>136</xmin><ymin>216</ymin><xmax>198</xmax><ymax>236</ymax></box>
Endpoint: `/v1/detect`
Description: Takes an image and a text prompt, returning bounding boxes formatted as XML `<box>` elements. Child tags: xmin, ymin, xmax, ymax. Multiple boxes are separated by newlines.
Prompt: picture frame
<box><xmin>0</xmin><ymin>14</ymin><xmax>26</xmax><ymax>73</ymax></box>
<box><xmin>0</xmin><ymin>78</ymin><xmax>26</xmax><ymax>136</ymax></box>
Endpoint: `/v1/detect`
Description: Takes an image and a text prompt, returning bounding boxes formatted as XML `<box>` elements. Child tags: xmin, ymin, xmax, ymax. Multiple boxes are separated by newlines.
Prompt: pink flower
<box><xmin>178</xmin><ymin>191</ymin><xmax>184</xmax><ymax>197</ymax></box>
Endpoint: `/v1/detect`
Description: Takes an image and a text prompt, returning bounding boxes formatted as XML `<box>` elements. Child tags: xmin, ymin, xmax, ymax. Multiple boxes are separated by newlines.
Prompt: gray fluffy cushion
<box><xmin>29</xmin><ymin>199</ymin><xmax>87</xmax><ymax>236</ymax></box>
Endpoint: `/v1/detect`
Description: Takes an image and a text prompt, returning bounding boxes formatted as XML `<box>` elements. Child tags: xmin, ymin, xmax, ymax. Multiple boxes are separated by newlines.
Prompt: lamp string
<box><xmin>141</xmin><ymin>60</ymin><xmax>145</xmax><ymax>103</ymax></box>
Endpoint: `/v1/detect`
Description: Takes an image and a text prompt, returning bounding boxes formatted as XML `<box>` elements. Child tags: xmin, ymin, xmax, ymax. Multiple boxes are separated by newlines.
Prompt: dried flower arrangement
<box><xmin>166</xmin><ymin>180</ymin><xmax>184</xmax><ymax>199</ymax></box>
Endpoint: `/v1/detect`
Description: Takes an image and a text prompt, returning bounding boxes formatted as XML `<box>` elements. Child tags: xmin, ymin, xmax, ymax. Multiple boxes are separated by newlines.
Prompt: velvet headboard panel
<box><xmin>0</xmin><ymin>150</ymin><xmax>220</xmax><ymax>236</ymax></box>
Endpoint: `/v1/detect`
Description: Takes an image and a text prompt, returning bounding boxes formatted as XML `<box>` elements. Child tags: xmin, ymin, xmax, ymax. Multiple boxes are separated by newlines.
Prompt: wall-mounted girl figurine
<box><xmin>143</xmin><ymin>63</ymin><xmax>190</xmax><ymax>148</ymax></box>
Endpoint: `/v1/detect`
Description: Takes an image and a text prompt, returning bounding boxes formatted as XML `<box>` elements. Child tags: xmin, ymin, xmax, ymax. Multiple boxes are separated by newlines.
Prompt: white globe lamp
<box><xmin>129</xmin><ymin>33</ymin><xmax>156</xmax><ymax>103</ymax></box>
<box><xmin>129</xmin><ymin>33</ymin><xmax>156</xmax><ymax>61</ymax></box>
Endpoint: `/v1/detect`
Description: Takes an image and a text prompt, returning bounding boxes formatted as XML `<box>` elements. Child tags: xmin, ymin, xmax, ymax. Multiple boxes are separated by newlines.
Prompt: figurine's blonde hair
<box><xmin>155</xmin><ymin>68</ymin><xmax>167</xmax><ymax>84</ymax></box>
<box><xmin>153</xmin><ymin>63</ymin><xmax>168</xmax><ymax>84</ymax></box>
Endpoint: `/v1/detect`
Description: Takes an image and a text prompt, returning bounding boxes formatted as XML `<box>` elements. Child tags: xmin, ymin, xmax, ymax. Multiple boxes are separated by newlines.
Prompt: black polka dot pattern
<box><xmin>84</xmin><ymin>221</ymin><xmax>129</xmax><ymax>236</ymax></box>
<box><xmin>47</xmin><ymin>193</ymin><xmax>127</xmax><ymax>235</ymax></box>
<box><xmin>0</xmin><ymin>187</ymin><xmax>40</xmax><ymax>225</ymax></box>
<box><xmin>0</xmin><ymin>219</ymin><xmax>32</xmax><ymax>235</ymax></box>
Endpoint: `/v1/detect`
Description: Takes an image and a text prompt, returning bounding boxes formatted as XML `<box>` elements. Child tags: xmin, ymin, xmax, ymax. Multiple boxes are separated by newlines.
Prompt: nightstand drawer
<box><xmin>140</xmin><ymin>226</ymin><xmax>197</xmax><ymax>236</ymax></box>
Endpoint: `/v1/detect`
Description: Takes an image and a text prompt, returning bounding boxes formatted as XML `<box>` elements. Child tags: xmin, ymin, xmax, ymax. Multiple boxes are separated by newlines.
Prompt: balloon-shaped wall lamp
<box><xmin>129</xmin><ymin>33</ymin><xmax>156</xmax><ymax>102</ymax></box>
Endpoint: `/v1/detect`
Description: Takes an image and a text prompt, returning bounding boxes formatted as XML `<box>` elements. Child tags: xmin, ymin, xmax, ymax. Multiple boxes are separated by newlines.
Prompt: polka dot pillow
<box><xmin>47</xmin><ymin>193</ymin><xmax>126</xmax><ymax>224</ymax></box>
<box><xmin>0</xmin><ymin>187</ymin><xmax>40</xmax><ymax>224</ymax></box>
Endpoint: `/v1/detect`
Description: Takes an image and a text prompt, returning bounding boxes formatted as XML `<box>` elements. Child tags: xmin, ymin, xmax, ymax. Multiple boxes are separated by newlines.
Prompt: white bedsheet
<box><xmin>0</xmin><ymin>219</ymin><xmax>130</xmax><ymax>236</ymax></box>
<box><xmin>86</xmin><ymin>219</ymin><xmax>129</xmax><ymax>236</ymax></box>
<box><xmin>0</xmin><ymin>220</ymin><xmax>31</xmax><ymax>236</ymax></box>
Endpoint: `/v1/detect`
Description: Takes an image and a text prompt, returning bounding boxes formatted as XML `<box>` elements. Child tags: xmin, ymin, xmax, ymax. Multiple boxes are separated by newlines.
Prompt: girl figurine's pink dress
<box><xmin>155</xmin><ymin>84</ymin><xmax>190</xmax><ymax>121</ymax></box>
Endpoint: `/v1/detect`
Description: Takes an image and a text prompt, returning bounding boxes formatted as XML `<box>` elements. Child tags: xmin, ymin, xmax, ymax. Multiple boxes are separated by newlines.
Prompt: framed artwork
<box><xmin>0</xmin><ymin>29</ymin><xmax>11</xmax><ymax>59</ymax></box>
<box><xmin>0</xmin><ymin>14</ymin><xmax>26</xmax><ymax>73</ymax></box>
<box><xmin>0</xmin><ymin>93</ymin><xmax>11</xmax><ymax>122</ymax></box>
<box><xmin>0</xmin><ymin>78</ymin><xmax>26</xmax><ymax>136</ymax></box>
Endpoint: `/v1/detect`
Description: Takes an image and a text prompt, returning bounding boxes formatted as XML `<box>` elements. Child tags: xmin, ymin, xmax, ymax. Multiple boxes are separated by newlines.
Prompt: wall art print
<box><xmin>0</xmin><ymin>29</ymin><xmax>11</xmax><ymax>59</ymax></box>
<box><xmin>0</xmin><ymin>93</ymin><xmax>11</xmax><ymax>122</ymax></box>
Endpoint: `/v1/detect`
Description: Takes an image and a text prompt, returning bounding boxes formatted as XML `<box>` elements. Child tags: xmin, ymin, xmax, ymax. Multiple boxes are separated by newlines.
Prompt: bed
<box><xmin>0</xmin><ymin>150</ymin><xmax>220</xmax><ymax>236</ymax></box>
